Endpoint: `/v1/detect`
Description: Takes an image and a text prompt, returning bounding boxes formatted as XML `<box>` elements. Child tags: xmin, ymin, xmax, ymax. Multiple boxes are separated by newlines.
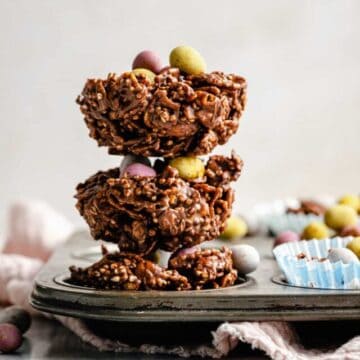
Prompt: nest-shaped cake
<box><xmin>286</xmin><ymin>200</ymin><xmax>327</xmax><ymax>216</ymax></box>
<box><xmin>77</xmin><ymin>68</ymin><xmax>247</xmax><ymax>157</ymax></box>
<box><xmin>75</xmin><ymin>153</ymin><xmax>243</xmax><ymax>255</ymax></box>
<box><xmin>69</xmin><ymin>246</ymin><xmax>238</xmax><ymax>291</ymax></box>
<box><xmin>168</xmin><ymin>247</ymin><xmax>238</xmax><ymax>290</ymax></box>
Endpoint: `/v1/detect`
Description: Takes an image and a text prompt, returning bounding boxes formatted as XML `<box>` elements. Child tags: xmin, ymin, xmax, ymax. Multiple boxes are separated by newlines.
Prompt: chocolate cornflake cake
<box><xmin>70</xmin><ymin>248</ymin><xmax>191</xmax><ymax>291</ymax></box>
<box><xmin>71</xmin><ymin>47</ymin><xmax>248</xmax><ymax>291</ymax></box>
<box><xmin>70</xmin><ymin>246</ymin><xmax>237</xmax><ymax>290</ymax></box>
<box><xmin>286</xmin><ymin>200</ymin><xmax>326</xmax><ymax>216</ymax></box>
<box><xmin>75</xmin><ymin>153</ymin><xmax>243</xmax><ymax>255</ymax></box>
<box><xmin>169</xmin><ymin>247</ymin><xmax>238</xmax><ymax>290</ymax></box>
<box><xmin>77</xmin><ymin>69</ymin><xmax>247</xmax><ymax>158</ymax></box>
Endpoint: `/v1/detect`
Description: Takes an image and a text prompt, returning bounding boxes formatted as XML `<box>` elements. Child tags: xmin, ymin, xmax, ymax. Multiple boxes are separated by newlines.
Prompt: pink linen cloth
<box><xmin>1</xmin><ymin>200</ymin><xmax>359</xmax><ymax>359</ymax></box>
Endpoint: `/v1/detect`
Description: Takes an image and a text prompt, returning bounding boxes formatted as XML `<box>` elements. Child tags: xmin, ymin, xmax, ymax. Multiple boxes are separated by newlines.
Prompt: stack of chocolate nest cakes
<box><xmin>69</xmin><ymin>46</ymin><xmax>247</xmax><ymax>291</ymax></box>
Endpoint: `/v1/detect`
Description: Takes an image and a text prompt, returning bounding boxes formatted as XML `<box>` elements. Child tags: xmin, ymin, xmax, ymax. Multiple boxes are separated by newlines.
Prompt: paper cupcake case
<box><xmin>250</xmin><ymin>198</ymin><xmax>334</xmax><ymax>236</ymax></box>
<box><xmin>264</xmin><ymin>213</ymin><xmax>322</xmax><ymax>236</ymax></box>
<box><xmin>273</xmin><ymin>237</ymin><xmax>360</xmax><ymax>290</ymax></box>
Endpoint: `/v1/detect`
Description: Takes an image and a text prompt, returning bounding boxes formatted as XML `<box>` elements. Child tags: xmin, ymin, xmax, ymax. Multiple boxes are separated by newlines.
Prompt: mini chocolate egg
<box><xmin>132</xmin><ymin>50</ymin><xmax>163</xmax><ymax>74</ymax></box>
<box><xmin>301</xmin><ymin>222</ymin><xmax>330</xmax><ymax>240</ymax></box>
<box><xmin>220</xmin><ymin>216</ymin><xmax>248</xmax><ymax>240</ymax></box>
<box><xmin>273</xmin><ymin>231</ymin><xmax>300</xmax><ymax>248</ymax></box>
<box><xmin>120</xmin><ymin>155</ymin><xmax>151</xmax><ymax>176</ymax></box>
<box><xmin>231</xmin><ymin>244</ymin><xmax>260</xmax><ymax>274</ymax></box>
<box><xmin>169</xmin><ymin>46</ymin><xmax>206</xmax><ymax>75</ymax></box>
<box><xmin>0</xmin><ymin>323</ymin><xmax>22</xmax><ymax>353</ymax></box>
<box><xmin>132</xmin><ymin>68</ymin><xmax>156</xmax><ymax>83</ymax></box>
<box><xmin>174</xmin><ymin>246</ymin><xmax>200</xmax><ymax>257</ymax></box>
<box><xmin>0</xmin><ymin>306</ymin><xmax>31</xmax><ymax>334</ymax></box>
<box><xmin>346</xmin><ymin>237</ymin><xmax>360</xmax><ymax>258</ymax></box>
<box><xmin>328</xmin><ymin>248</ymin><xmax>359</xmax><ymax>264</ymax></box>
<box><xmin>324</xmin><ymin>205</ymin><xmax>358</xmax><ymax>230</ymax></box>
<box><xmin>123</xmin><ymin>163</ymin><xmax>156</xmax><ymax>177</ymax></box>
<box><xmin>339</xmin><ymin>224</ymin><xmax>360</xmax><ymax>237</ymax></box>
<box><xmin>169</xmin><ymin>156</ymin><xmax>205</xmax><ymax>180</ymax></box>
<box><xmin>338</xmin><ymin>194</ymin><xmax>360</xmax><ymax>213</ymax></box>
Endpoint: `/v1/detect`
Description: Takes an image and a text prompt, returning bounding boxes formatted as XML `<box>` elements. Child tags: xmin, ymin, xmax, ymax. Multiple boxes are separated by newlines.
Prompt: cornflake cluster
<box><xmin>70</xmin><ymin>47</ymin><xmax>247</xmax><ymax>291</ymax></box>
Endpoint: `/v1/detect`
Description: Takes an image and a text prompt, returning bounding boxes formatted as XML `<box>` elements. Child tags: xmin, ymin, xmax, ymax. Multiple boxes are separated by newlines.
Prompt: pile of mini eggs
<box><xmin>273</xmin><ymin>193</ymin><xmax>360</xmax><ymax>263</ymax></box>
<box><xmin>120</xmin><ymin>154</ymin><xmax>206</xmax><ymax>181</ymax></box>
<box><xmin>130</xmin><ymin>45</ymin><xmax>207</xmax><ymax>84</ymax></box>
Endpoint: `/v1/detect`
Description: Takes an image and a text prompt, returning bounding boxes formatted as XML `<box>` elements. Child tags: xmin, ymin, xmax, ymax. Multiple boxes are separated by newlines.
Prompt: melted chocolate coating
<box><xmin>75</xmin><ymin>153</ymin><xmax>243</xmax><ymax>254</ymax></box>
<box><xmin>77</xmin><ymin>69</ymin><xmax>247</xmax><ymax>157</ymax></box>
<box><xmin>69</xmin><ymin>247</ymin><xmax>237</xmax><ymax>291</ymax></box>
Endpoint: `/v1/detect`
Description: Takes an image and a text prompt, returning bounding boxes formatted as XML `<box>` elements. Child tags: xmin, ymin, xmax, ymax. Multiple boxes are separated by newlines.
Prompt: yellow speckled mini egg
<box><xmin>132</xmin><ymin>68</ymin><xmax>156</xmax><ymax>83</ymax></box>
<box><xmin>169</xmin><ymin>46</ymin><xmax>206</xmax><ymax>75</ymax></box>
<box><xmin>346</xmin><ymin>237</ymin><xmax>360</xmax><ymax>258</ymax></box>
<box><xmin>338</xmin><ymin>194</ymin><xmax>360</xmax><ymax>213</ymax></box>
<box><xmin>220</xmin><ymin>216</ymin><xmax>248</xmax><ymax>240</ymax></box>
<box><xmin>301</xmin><ymin>221</ymin><xmax>330</xmax><ymax>240</ymax></box>
<box><xmin>324</xmin><ymin>205</ymin><xmax>358</xmax><ymax>231</ymax></box>
<box><xmin>169</xmin><ymin>156</ymin><xmax>205</xmax><ymax>180</ymax></box>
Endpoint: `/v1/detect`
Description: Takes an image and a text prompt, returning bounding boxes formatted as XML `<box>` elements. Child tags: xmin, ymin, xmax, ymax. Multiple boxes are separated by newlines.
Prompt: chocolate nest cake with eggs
<box><xmin>75</xmin><ymin>153</ymin><xmax>242</xmax><ymax>255</ymax></box>
<box><xmin>77</xmin><ymin>69</ymin><xmax>246</xmax><ymax>157</ymax></box>
<box><xmin>70</xmin><ymin>47</ymin><xmax>248</xmax><ymax>291</ymax></box>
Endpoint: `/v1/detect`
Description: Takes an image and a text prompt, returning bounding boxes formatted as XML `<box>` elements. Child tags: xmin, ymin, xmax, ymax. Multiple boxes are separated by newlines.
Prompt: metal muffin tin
<box><xmin>31</xmin><ymin>231</ymin><xmax>360</xmax><ymax>322</ymax></box>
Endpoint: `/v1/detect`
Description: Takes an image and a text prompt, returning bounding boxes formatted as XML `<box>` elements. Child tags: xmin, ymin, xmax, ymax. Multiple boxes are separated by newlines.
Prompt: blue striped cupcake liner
<box><xmin>273</xmin><ymin>237</ymin><xmax>360</xmax><ymax>289</ymax></box>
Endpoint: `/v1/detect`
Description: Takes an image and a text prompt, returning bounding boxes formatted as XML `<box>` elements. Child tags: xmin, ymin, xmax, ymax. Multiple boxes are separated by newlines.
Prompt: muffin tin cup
<box><xmin>273</xmin><ymin>237</ymin><xmax>360</xmax><ymax>290</ymax></box>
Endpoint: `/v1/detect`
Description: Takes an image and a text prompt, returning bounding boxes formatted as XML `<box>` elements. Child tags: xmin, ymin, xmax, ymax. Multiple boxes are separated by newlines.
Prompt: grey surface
<box><xmin>31</xmin><ymin>231</ymin><xmax>360</xmax><ymax>322</ymax></box>
<box><xmin>1</xmin><ymin>313</ymin><xmax>268</xmax><ymax>359</ymax></box>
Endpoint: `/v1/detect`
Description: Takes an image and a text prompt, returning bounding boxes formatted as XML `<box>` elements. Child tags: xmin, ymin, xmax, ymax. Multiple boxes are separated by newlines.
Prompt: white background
<box><xmin>1</xmin><ymin>0</ymin><xmax>360</xmax><ymax>233</ymax></box>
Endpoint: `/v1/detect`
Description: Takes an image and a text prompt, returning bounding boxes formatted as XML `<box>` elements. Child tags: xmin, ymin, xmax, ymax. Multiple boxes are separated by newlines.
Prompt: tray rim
<box><xmin>30</xmin><ymin>294</ymin><xmax>360</xmax><ymax>322</ymax></box>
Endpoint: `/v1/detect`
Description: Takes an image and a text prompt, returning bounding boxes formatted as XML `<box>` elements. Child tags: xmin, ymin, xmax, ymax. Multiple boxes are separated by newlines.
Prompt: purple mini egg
<box><xmin>132</xmin><ymin>50</ymin><xmax>163</xmax><ymax>74</ymax></box>
<box><xmin>174</xmin><ymin>246</ymin><xmax>200</xmax><ymax>257</ymax></box>
<box><xmin>123</xmin><ymin>163</ymin><xmax>156</xmax><ymax>177</ymax></box>
<box><xmin>119</xmin><ymin>155</ymin><xmax>151</xmax><ymax>176</ymax></box>
<box><xmin>0</xmin><ymin>323</ymin><xmax>22</xmax><ymax>353</ymax></box>
<box><xmin>274</xmin><ymin>231</ymin><xmax>300</xmax><ymax>248</ymax></box>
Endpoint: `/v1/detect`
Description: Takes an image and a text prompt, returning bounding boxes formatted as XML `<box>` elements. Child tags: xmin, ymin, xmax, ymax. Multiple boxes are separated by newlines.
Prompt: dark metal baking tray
<box><xmin>31</xmin><ymin>230</ymin><xmax>360</xmax><ymax>322</ymax></box>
